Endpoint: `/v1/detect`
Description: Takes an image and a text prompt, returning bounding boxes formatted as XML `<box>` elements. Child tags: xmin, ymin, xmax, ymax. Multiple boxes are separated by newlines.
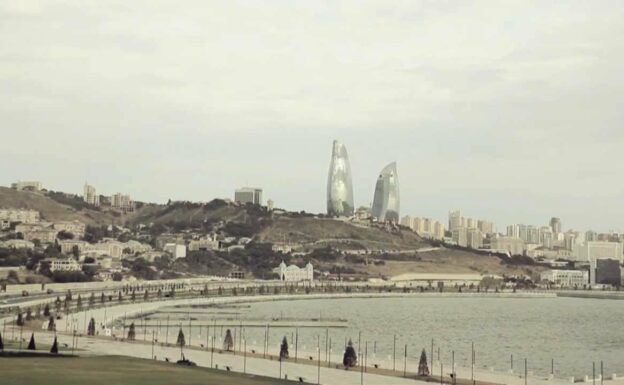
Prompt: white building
<box><xmin>11</xmin><ymin>181</ymin><xmax>42</xmax><ymax>192</ymax></box>
<box><xmin>53</xmin><ymin>220</ymin><xmax>86</xmax><ymax>238</ymax></box>
<box><xmin>235</xmin><ymin>187</ymin><xmax>263</xmax><ymax>205</ymax></box>
<box><xmin>0</xmin><ymin>209</ymin><xmax>40</xmax><ymax>224</ymax></box>
<box><xmin>1</xmin><ymin>239</ymin><xmax>35</xmax><ymax>249</ymax></box>
<box><xmin>490</xmin><ymin>236</ymin><xmax>525</xmax><ymax>256</ymax></box>
<box><xmin>42</xmin><ymin>258</ymin><xmax>82</xmax><ymax>272</ymax></box>
<box><xmin>111</xmin><ymin>193</ymin><xmax>134</xmax><ymax>211</ymax></box>
<box><xmin>164</xmin><ymin>243</ymin><xmax>186</xmax><ymax>259</ymax></box>
<box><xmin>466</xmin><ymin>228</ymin><xmax>483</xmax><ymax>249</ymax></box>
<box><xmin>572</xmin><ymin>241</ymin><xmax>623</xmax><ymax>263</ymax></box>
<box><xmin>540</xmin><ymin>270</ymin><xmax>589</xmax><ymax>287</ymax></box>
<box><xmin>83</xmin><ymin>183</ymin><xmax>100</xmax><ymax>206</ymax></box>
<box><xmin>401</xmin><ymin>216</ymin><xmax>445</xmax><ymax>240</ymax></box>
<box><xmin>273</xmin><ymin>261</ymin><xmax>313</xmax><ymax>282</ymax></box>
<box><xmin>188</xmin><ymin>235</ymin><xmax>220</xmax><ymax>251</ymax></box>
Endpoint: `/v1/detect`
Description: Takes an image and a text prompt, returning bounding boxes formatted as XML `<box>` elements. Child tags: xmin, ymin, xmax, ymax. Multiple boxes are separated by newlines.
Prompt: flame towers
<box><xmin>327</xmin><ymin>140</ymin><xmax>354</xmax><ymax>216</ymax></box>
<box><xmin>372</xmin><ymin>162</ymin><xmax>400</xmax><ymax>222</ymax></box>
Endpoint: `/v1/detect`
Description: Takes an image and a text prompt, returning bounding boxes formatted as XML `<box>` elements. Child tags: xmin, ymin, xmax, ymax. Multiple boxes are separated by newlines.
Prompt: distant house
<box><xmin>1</xmin><ymin>239</ymin><xmax>35</xmax><ymax>250</ymax></box>
<box><xmin>164</xmin><ymin>243</ymin><xmax>186</xmax><ymax>259</ymax></box>
<box><xmin>273</xmin><ymin>261</ymin><xmax>313</xmax><ymax>282</ymax></box>
<box><xmin>41</xmin><ymin>258</ymin><xmax>82</xmax><ymax>272</ymax></box>
<box><xmin>53</xmin><ymin>220</ymin><xmax>86</xmax><ymax>239</ymax></box>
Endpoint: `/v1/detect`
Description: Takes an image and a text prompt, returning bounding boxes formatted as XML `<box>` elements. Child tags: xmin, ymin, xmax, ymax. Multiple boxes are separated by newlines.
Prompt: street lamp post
<box><xmin>393</xmin><ymin>334</ymin><xmax>397</xmax><ymax>371</ymax></box>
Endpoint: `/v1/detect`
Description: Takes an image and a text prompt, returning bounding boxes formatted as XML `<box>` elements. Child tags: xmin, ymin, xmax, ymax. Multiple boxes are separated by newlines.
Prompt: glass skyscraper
<box><xmin>372</xmin><ymin>162</ymin><xmax>400</xmax><ymax>222</ymax></box>
<box><xmin>327</xmin><ymin>140</ymin><xmax>354</xmax><ymax>216</ymax></box>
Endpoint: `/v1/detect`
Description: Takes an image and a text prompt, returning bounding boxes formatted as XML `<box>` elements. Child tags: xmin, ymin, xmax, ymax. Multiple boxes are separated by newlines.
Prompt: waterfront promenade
<box><xmin>5</xmin><ymin>291</ymin><xmax>621</xmax><ymax>385</ymax></box>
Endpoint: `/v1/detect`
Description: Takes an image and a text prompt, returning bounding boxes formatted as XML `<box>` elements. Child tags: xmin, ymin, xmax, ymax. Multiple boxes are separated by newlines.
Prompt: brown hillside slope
<box><xmin>128</xmin><ymin>200</ymin><xmax>246</xmax><ymax>226</ymax></box>
<box><xmin>257</xmin><ymin>217</ymin><xmax>428</xmax><ymax>251</ymax></box>
<box><xmin>0</xmin><ymin>186</ymin><xmax>131</xmax><ymax>225</ymax></box>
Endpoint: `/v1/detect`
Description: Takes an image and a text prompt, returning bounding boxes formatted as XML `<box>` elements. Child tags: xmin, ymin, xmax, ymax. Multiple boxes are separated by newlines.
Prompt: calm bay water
<box><xmin>143</xmin><ymin>296</ymin><xmax>624</xmax><ymax>378</ymax></box>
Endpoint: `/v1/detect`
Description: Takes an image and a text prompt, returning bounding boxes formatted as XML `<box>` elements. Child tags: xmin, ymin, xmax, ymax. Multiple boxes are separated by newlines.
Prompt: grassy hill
<box><xmin>0</xmin><ymin>186</ymin><xmax>541</xmax><ymax>280</ymax></box>
<box><xmin>0</xmin><ymin>187</ymin><xmax>128</xmax><ymax>226</ymax></box>
<box><xmin>128</xmin><ymin>200</ymin><xmax>247</xmax><ymax>228</ymax></box>
<box><xmin>257</xmin><ymin>216</ymin><xmax>427</xmax><ymax>252</ymax></box>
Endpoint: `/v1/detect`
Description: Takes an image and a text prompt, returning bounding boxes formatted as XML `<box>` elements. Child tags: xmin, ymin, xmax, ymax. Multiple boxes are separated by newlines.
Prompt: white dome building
<box><xmin>274</xmin><ymin>261</ymin><xmax>313</xmax><ymax>282</ymax></box>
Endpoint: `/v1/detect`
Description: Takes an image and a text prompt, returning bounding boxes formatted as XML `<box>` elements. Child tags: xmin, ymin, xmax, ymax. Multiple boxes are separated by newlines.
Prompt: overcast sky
<box><xmin>1</xmin><ymin>1</ymin><xmax>623</xmax><ymax>232</ymax></box>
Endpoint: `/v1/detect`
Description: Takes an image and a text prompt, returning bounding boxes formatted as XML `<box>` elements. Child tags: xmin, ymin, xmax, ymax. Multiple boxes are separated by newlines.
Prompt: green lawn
<box><xmin>0</xmin><ymin>355</ymin><xmax>302</xmax><ymax>385</ymax></box>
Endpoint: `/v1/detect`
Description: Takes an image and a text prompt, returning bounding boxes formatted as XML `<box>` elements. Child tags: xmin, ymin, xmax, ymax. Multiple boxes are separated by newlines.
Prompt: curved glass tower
<box><xmin>371</xmin><ymin>162</ymin><xmax>400</xmax><ymax>222</ymax></box>
<box><xmin>327</xmin><ymin>140</ymin><xmax>354</xmax><ymax>216</ymax></box>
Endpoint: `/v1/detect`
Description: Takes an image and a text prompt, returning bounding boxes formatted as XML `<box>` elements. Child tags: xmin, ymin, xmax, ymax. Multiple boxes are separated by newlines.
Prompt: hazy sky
<box><xmin>1</xmin><ymin>1</ymin><xmax>623</xmax><ymax>232</ymax></box>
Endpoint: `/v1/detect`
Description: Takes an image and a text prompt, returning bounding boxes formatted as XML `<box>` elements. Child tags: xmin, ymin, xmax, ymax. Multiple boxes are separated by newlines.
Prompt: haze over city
<box><xmin>2</xmin><ymin>0</ymin><xmax>623</xmax><ymax>231</ymax></box>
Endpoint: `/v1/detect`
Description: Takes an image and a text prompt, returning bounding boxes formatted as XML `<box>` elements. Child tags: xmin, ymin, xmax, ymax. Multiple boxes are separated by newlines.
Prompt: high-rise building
<box><xmin>235</xmin><ymin>187</ymin><xmax>263</xmax><ymax>205</ymax></box>
<box><xmin>585</xmin><ymin>230</ymin><xmax>597</xmax><ymax>242</ymax></box>
<box><xmin>326</xmin><ymin>140</ymin><xmax>354</xmax><ymax>217</ymax></box>
<box><xmin>550</xmin><ymin>217</ymin><xmax>562</xmax><ymax>235</ymax></box>
<box><xmin>111</xmin><ymin>193</ymin><xmax>134</xmax><ymax>211</ymax></box>
<box><xmin>477</xmin><ymin>220</ymin><xmax>494</xmax><ymax>235</ymax></box>
<box><xmin>371</xmin><ymin>162</ymin><xmax>400</xmax><ymax>222</ymax></box>
<box><xmin>466</xmin><ymin>228</ymin><xmax>483</xmax><ymax>249</ymax></box>
<box><xmin>540</xmin><ymin>227</ymin><xmax>554</xmax><ymax>249</ymax></box>
<box><xmin>83</xmin><ymin>183</ymin><xmax>99</xmax><ymax>207</ymax></box>
<box><xmin>448</xmin><ymin>210</ymin><xmax>461</xmax><ymax>231</ymax></box>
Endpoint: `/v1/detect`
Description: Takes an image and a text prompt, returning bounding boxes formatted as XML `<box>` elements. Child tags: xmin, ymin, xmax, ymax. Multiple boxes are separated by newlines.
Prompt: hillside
<box><xmin>0</xmin><ymin>186</ymin><xmax>541</xmax><ymax>281</ymax></box>
<box><xmin>128</xmin><ymin>199</ymin><xmax>247</xmax><ymax>228</ymax></box>
<box><xmin>0</xmin><ymin>187</ymin><xmax>132</xmax><ymax>226</ymax></box>
<box><xmin>257</xmin><ymin>216</ymin><xmax>427</xmax><ymax>252</ymax></box>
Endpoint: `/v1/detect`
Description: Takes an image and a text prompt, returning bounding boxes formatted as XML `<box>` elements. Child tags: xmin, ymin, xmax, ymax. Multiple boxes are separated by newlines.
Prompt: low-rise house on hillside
<box><xmin>1</xmin><ymin>239</ymin><xmax>35</xmax><ymax>249</ymax></box>
<box><xmin>53</xmin><ymin>220</ymin><xmax>86</xmax><ymax>238</ymax></box>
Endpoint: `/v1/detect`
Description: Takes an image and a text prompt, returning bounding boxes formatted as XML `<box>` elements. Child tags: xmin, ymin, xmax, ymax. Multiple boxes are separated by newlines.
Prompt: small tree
<box><xmin>131</xmin><ymin>290</ymin><xmax>136</xmax><ymax>302</ymax></box>
<box><xmin>100</xmin><ymin>292</ymin><xmax>106</xmax><ymax>304</ymax></box>
<box><xmin>418</xmin><ymin>349</ymin><xmax>430</xmax><ymax>376</ymax></box>
<box><xmin>16</xmin><ymin>312</ymin><xmax>24</xmax><ymax>326</ymax></box>
<box><xmin>118</xmin><ymin>292</ymin><xmax>123</xmax><ymax>302</ymax></box>
<box><xmin>280</xmin><ymin>336</ymin><xmax>289</xmax><ymax>359</ymax></box>
<box><xmin>177</xmin><ymin>328</ymin><xmax>186</xmax><ymax>347</ymax></box>
<box><xmin>218</xmin><ymin>286</ymin><xmax>223</xmax><ymax>295</ymax></box>
<box><xmin>127</xmin><ymin>322</ymin><xmax>136</xmax><ymax>340</ymax></box>
<box><xmin>76</xmin><ymin>295</ymin><xmax>83</xmax><ymax>310</ymax></box>
<box><xmin>232</xmin><ymin>287</ymin><xmax>238</xmax><ymax>296</ymax></box>
<box><xmin>50</xmin><ymin>336</ymin><xmax>59</xmax><ymax>354</ymax></box>
<box><xmin>27</xmin><ymin>333</ymin><xmax>36</xmax><ymax>350</ymax></box>
<box><xmin>43</xmin><ymin>303</ymin><xmax>51</xmax><ymax>317</ymax></box>
<box><xmin>26</xmin><ymin>308</ymin><xmax>33</xmax><ymax>321</ymax></box>
<box><xmin>157</xmin><ymin>288</ymin><xmax>162</xmax><ymax>298</ymax></box>
<box><xmin>0</xmin><ymin>332</ymin><xmax>4</xmax><ymax>351</ymax></box>
<box><xmin>88</xmin><ymin>317</ymin><xmax>96</xmax><ymax>336</ymax></box>
<box><xmin>55</xmin><ymin>297</ymin><xmax>62</xmax><ymax>313</ymax></box>
<box><xmin>48</xmin><ymin>316</ymin><xmax>56</xmax><ymax>331</ymax></box>
<box><xmin>343</xmin><ymin>339</ymin><xmax>357</xmax><ymax>367</ymax></box>
<box><xmin>144</xmin><ymin>290</ymin><xmax>149</xmax><ymax>301</ymax></box>
<box><xmin>89</xmin><ymin>293</ymin><xmax>95</xmax><ymax>307</ymax></box>
<box><xmin>223</xmin><ymin>329</ymin><xmax>234</xmax><ymax>351</ymax></box>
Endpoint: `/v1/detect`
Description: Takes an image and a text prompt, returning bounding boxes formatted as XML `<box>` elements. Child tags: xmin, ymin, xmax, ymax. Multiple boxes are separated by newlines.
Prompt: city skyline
<box><xmin>2</xmin><ymin>1</ymin><xmax>624</xmax><ymax>232</ymax></box>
